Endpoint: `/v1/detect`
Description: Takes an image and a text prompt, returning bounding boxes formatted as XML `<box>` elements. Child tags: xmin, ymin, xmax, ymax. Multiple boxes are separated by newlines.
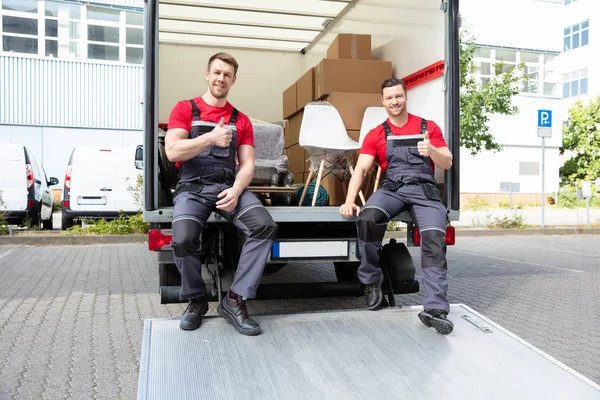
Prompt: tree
<box><xmin>459</xmin><ymin>30</ymin><xmax>527</xmax><ymax>156</ymax></box>
<box><xmin>559</xmin><ymin>95</ymin><xmax>600</xmax><ymax>185</ymax></box>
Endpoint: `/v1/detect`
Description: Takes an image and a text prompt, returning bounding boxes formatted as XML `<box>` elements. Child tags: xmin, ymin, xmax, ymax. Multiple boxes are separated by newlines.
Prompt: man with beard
<box><xmin>165</xmin><ymin>52</ymin><xmax>278</xmax><ymax>336</ymax></box>
<box><xmin>339</xmin><ymin>78</ymin><xmax>455</xmax><ymax>335</ymax></box>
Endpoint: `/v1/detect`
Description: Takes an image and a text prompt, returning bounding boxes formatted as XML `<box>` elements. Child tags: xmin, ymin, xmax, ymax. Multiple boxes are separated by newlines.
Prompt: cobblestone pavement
<box><xmin>0</xmin><ymin>235</ymin><xmax>599</xmax><ymax>399</ymax></box>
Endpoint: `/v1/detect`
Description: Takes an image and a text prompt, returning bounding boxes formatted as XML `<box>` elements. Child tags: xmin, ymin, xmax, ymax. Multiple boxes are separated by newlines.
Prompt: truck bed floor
<box><xmin>137</xmin><ymin>304</ymin><xmax>600</xmax><ymax>399</ymax></box>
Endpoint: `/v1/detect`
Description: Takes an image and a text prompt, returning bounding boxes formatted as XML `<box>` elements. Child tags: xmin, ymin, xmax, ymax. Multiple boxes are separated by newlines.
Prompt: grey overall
<box><xmin>357</xmin><ymin>119</ymin><xmax>449</xmax><ymax>312</ymax></box>
<box><xmin>171</xmin><ymin>100</ymin><xmax>278</xmax><ymax>300</ymax></box>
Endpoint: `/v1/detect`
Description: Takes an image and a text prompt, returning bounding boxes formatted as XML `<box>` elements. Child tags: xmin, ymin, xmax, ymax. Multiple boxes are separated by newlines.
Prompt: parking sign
<box><xmin>538</xmin><ymin>110</ymin><xmax>552</xmax><ymax>128</ymax></box>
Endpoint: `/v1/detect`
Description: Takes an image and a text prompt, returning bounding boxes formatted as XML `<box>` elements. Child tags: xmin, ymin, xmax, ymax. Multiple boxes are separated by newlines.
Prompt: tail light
<box><xmin>412</xmin><ymin>226</ymin><xmax>456</xmax><ymax>246</ymax></box>
<box><xmin>64</xmin><ymin>165</ymin><xmax>72</xmax><ymax>189</ymax></box>
<box><xmin>63</xmin><ymin>200</ymin><xmax>70</xmax><ymax>209</ymax></box>
<box><xmin>26</xmin><ymin>164</ymin><xmax>34</xmax><ymax>188</ymax></box>
<box><xmin>148</xmin><ymin>229</ymin><xmax>173</xmax><ymax>251</ymax></box>
<box><xmin>27</xmin><ymin>200</ymin><xmax>34</xmax><ymax>209</ymax></box>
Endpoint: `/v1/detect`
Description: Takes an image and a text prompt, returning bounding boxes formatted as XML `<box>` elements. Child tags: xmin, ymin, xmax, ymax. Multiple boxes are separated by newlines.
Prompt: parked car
<box><xmin>0</xmin><ymin>143</ymin><xmax>58</xmax><ymax>229</ymax></box>
<box><xmin>61</xmin><ymin>146</ymin><xmax>142</xmax><ymax>229</ymax></box>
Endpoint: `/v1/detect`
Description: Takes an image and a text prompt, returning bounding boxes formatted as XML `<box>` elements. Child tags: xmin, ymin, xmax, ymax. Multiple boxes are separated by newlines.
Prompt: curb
<box><xmin>0</xmin><ymin>234</ymin><xmax>147</xmax><ymax>246</ymax></box>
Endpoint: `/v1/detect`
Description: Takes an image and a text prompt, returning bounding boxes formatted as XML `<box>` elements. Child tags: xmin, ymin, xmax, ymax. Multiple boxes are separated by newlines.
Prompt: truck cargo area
<box><xmin>137</xmin><ymin>304</ymin><xmax>600</xmax><ymax>399</ymax></box>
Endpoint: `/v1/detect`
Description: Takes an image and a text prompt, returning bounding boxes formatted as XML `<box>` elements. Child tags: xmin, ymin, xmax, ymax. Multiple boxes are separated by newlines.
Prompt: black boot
<box><xmin>180</xmin><ymin>296</ymin><xmax>209</xmax><ymax>331</ymax></box>
<box><xmin>217</xmin><ymin>292</ymin><xmax>260</xmax><ymax>336</ymax></box>
<box><xmin>364</xmin><ymin>275</ymin><xmax>384</xmax><ymax>310</ymax></box>
<box><xmin>418</xmin><ymin>309</ymin><xmax>454</xmax><ymax>335</ymax></box>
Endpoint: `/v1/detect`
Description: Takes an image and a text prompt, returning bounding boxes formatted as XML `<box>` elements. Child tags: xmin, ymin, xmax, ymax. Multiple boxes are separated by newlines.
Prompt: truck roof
<box><xmin>157</xmin><ymin>0</ymin><xmax>443</xmax><ymax>54</ymax></box>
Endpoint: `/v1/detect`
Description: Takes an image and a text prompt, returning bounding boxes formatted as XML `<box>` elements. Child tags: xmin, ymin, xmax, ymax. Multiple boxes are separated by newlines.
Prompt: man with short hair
<box><xmin>339</xmin><ymin>78</ymin><xmax>454</xmax><ymax>335</ymax></box>
<box><xmin>165</xmin><ymin>52</ymin><xmax>278</xmax><ymax>336</ymax></box>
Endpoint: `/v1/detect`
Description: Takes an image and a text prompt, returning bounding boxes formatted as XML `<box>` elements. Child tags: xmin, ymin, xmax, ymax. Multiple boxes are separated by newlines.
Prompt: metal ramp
<box><xmin>137</xmin><ymin>304</ymin><xmax>600</xmax><ymax>400</ymax></box>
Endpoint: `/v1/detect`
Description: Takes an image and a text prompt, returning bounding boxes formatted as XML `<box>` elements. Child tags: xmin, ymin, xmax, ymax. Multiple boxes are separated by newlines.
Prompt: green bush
<box><xmin>486</xmin><ymin>214</ymin><xmax>526</xmax><ymax>229</ymax></box>
<box><xmin>64</xmin><ymin>213</ymin><xmax>147</xmax><ymax>235</ymax></box>
<box><xmin>549</xmin><ymin>186</ymin><xmax>600</xmax><ymax>208</ymax></box>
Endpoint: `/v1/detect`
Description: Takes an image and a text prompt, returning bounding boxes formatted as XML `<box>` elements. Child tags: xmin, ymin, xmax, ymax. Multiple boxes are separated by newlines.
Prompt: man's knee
<box><xmin>357</xmin><ymin>207</ymin><xmax>388</xmax><ymax>241</ymax></box>
<box><xmin>238</xmin><ymin>206</ymin><xmax>278</xmax><ymax>240</ymax></box>
<box><xmin>420</xmin><ymin>229</ymin><xmax>447</xmax><ymax>269</ymax></box>
<box><xmin>171</xmin><ymin>217</ymin><xmax>202</xmax><ymax>257</ymax></box>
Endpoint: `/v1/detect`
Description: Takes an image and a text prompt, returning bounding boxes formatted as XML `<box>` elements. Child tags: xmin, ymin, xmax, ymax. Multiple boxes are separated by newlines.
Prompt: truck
<box><xmin>137</xmin><ymin>0</ymin><xmax>600</xmax><ymax>398</ymax></box>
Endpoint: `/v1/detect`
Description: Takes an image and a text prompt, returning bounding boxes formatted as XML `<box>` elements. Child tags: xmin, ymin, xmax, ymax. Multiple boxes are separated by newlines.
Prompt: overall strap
<box><xmin>230</xmin><ymin>108</ymin><xmax>239</xmax><ymax>125</ymax></box>
<box><xmin>420</xmin><ymin>118</ymin><xmax>428</xmax><ymax>135</ymax></box>
<box><xmin>189</xmin><ymin>100</ymin><xmax>201</xmax><ymax>120</ymax></box>
<box><xmin>382</xmin><ymin>121</ymin><xmax>392</xmax><ymax>138</ymax></box>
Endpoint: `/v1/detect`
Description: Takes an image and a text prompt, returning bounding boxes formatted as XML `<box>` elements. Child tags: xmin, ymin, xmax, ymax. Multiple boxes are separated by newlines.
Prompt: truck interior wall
<box><xmin>158</xmin><ymin>44</ymin><xmax>303</xmax><ymax>123</ymax></box>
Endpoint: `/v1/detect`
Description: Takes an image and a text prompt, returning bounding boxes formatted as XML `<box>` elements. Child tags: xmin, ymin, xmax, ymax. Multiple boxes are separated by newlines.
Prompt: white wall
<box><xmin>158</xmin><ymin>45</ymin><xmax>303</xmax><ymax>123</ymax></box>
<box><xmin>460</xmin><ymin>0</ymin><xmax>563</xmax><ymax>51</ymax></box>
<box><xmin>460</xmin><ymin>94</ymin><xmax>565</xmax><ymax>194</ymax></box>
<box><xmin>461</xmin><ymin>146</ymin><xmax>562</xmax><ymax>195</ymax></box>
<box><xmin>0</xmin><ymin>125</ymin><xmax>142</xmax><ymax>188</ymax></box>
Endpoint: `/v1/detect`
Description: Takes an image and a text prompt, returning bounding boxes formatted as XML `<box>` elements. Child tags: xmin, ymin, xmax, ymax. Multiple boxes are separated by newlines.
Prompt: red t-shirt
<box><xmin>360</xmin><ymin>113</ymin><xmax>448</xmax><ymax>172</ymax></box>
<box><xmin>167</xmin><ymin>96</ymin><xmax>254</xmax><ymax>148</ymax></box>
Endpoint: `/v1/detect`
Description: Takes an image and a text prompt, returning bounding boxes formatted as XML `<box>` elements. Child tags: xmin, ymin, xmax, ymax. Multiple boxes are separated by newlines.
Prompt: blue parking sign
<box><xmin>538</xmin><ymin>110</ymin><xmax>552</xmax><ymax>128</ymax></box>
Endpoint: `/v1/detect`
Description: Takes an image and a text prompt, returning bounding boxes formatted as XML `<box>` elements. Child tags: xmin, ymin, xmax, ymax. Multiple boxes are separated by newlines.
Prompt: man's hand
<box><xmin>209</xmin><ymin>117</ymin><xmax>233</xmax><ymax>148</ymax></box>
<box><xmin>216</xmin><ymin>186</ymin><xmax>240</xmax><ymax>212</ymax></box>
<box><xmin>339</xmin><ymin>202</ymin><xmax>360</xmax><ymax>219</ymax></box>
<box><xmin>417</xmin><ymin>132</ymin><xmax>435</xmax><ymax>157</ymax></box>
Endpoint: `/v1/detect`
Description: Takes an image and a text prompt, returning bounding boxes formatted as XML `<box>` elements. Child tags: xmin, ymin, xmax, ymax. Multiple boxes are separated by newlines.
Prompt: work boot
<box><xmin>418</xmin><ymin>309</ymin><xmax>454</xmax><ymax>335</ymax></box>
<box><xmin>180</xmin><ymin>296</ymin><xmax>209</xmax><ymax>331</ymax></box>
<box><xmin>364</xmin><ymin>275</ymin><xmax>384</xmax><ymax>310</ymax></box>
<box><xmin>217</xmin><ymin>291</ymin><xmax>261</xmax><ymax>336</ymax></box>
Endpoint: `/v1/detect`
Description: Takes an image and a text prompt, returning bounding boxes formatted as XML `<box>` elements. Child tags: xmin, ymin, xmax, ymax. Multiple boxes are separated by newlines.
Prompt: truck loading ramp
<box><xmin>137</xmin><ymin>304</ymin><xmax>600</xmax><ymax>399</ymax></box>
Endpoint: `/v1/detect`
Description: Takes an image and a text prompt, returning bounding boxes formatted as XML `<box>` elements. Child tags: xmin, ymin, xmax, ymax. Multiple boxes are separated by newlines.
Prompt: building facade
<box><xmin>459</xmin><ymin>0</ymin><xmax>595</xmax><ymax>205</ymax></box>
<box><xmin>0</xmin><ymin>0</ymin><xmax>144</xmax><ymax>186</ymax></box>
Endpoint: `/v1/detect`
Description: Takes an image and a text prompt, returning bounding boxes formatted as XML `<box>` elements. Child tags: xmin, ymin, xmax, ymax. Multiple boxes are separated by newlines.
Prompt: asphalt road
<box><xmin>0</xmin><ymin>234</ymin><xmax>599</xmax><ymax>399</ymax></box>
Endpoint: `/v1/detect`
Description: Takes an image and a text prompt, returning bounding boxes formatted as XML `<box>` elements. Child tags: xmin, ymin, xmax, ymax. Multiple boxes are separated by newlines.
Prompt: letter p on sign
<box><xmin>538</xmin><ymin>109</ymin><xmax>552</xmax><ymax>128</ymax></box>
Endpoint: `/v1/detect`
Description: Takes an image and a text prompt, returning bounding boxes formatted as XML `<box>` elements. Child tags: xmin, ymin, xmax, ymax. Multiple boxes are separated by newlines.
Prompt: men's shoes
<box><xmin>418</xmin><ymin>309</ymin><xmax>454</xmax><ymax>335</ymax></box>
<box><xmin>364</xmin><ymin>275</ymin><xmax>384</xmax><ymax>310</ymax></box>
<box><xmin>180</xmin><ymin>296</ymin><xmax>209</xmax><ymax>331</ymax></box>
<box><xmin>217</xmin><ymin>292</ymin><xmax>261</xmax><ymax>336</ymax></box>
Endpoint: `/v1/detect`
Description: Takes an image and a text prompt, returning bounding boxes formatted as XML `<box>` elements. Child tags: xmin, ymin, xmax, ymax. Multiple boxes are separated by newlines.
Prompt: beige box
<box><xmin>327</xmin><ymin>34</ymin><xmax>372</xmax><ymax>60</ymax></box>
<box><xmin>314</xmin><ymin>59</ymin><xmax>393</xmax><ymax>99</ymax></box>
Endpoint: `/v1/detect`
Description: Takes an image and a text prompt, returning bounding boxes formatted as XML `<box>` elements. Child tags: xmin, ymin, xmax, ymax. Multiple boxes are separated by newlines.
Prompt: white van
<box><xmin>61</xmin><ymin>146</ymin><xmax>142</xmax><ymax>229</ymax></box>
<box><xmin>0</xmin><ymin>143</ymin><xmax>58</xmax><ymax>229</ymax></box>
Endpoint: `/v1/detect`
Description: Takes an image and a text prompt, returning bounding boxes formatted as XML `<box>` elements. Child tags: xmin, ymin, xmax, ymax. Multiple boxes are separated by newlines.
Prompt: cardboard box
<box><xmin>324</xmin><ymin>92</ymin><xmax>383</xmax><ymax>131</ymax></box>
<box><xmin>314</xmin><ymin>59</ymin><xmax>392</xmax><ymax>99</ymax></box>
<box><xmin>284</xmin><ymin>110</ymin><xmax>304</xmax><ymax>149</ymax></box>
<box><xmin>327</xmin><ymin>34</ymin><xmax>371</xmax><ymax>60</ymax></box>
<box><xmin>285</xmin><ymin>144</ymin><xmax>306</xmax><ymax>176</ymax></box>
<box><xmin>296</xmin><ymin>68</ymin><xmax>315</xmax><ymax>110</ymax></box>
<box><xmin>282</xmin><ymin>82</ymin><xmax>297</xmax><ymax>119</ymax></box>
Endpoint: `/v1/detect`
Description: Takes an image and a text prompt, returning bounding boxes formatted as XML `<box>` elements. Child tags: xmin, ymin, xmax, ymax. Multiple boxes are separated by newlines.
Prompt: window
<box><xmin>125</xmin><ymin>11</ymin><xmax>143</xmax><ymax>65</ymax></box>
<box><xmin>564</xmin><ymin>20</ymin><xmax>589</xmax><ymax>51</ymax></box>
<box><xmin>471</xmin><ymin>46</ymin><xmax>558</xmax><ymax>97</ymax></box>
<box><xmin>1</xmin><ymin>1</ymin><xmax>144</xmax><ymax>64</ymax></box>
<box><xmin>563</xmin><ymin>68</ymin><xmax>588</xmax><ymax>98</ymax></box>
<box><xmin>44</xmin><ymin>1</ymin><xmax>81</xmax><ymax>59</ymax></box>
<box><xmin>2</xmin><ymin>0</ymin><xmax>37</xmax><ymax>13</ymax></box>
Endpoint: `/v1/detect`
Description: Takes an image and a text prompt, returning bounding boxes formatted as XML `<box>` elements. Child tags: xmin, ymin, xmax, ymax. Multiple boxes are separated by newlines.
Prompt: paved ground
<box><xmin>0</xmin><ymin>235</ymin><xmax>599</xmax><ymax>399</ymax></box>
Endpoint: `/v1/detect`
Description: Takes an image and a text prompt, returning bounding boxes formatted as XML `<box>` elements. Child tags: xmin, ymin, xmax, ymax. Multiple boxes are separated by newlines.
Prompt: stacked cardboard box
<box><xmin>281</xmin><ymin>34</ymin><xmax>392</xmax><ymax>205</ymax></box>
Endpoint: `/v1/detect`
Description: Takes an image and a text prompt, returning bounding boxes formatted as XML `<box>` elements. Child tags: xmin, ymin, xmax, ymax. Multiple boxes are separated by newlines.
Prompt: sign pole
<box><xmin>541</xmin><ymin>136</ymin><xmax>545</xmax><ymax>228</ymax></box>
<box><xmin>537</xmin><ymin>109</ymin><xmax>552</xmax><ymax>228</ymax></box>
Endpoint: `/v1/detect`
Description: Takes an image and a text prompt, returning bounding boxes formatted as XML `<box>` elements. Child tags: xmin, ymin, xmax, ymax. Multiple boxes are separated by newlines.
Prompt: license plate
<box><xmin>271</xmin><ymin>241</ymin><xmax>348</xmax><ymax>258</ymax></box>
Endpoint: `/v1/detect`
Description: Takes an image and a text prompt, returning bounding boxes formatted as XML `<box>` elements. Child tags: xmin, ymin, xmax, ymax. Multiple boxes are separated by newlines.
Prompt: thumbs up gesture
<box><xmin>211</xmin><ymin>117</ymin><xmax>233</xmax><ymax>148</ymax></box>
<box><xmin>417</xmin><ymin>131</ymin><xmax>433</xmax><ymax>157</ymax></box>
